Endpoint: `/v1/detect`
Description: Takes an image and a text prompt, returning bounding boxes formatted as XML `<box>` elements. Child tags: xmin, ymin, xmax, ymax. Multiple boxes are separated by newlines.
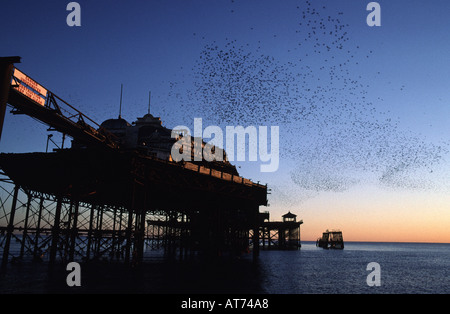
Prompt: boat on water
<box><xmin>316</xmin><ymin>230</ymin><xmax>344</xmax><ymax>249</ymax></box>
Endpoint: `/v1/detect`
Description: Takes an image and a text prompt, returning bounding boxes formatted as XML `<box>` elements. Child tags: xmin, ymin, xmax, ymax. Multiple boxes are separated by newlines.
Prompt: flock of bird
<box><xmin>161</xmin><ymin>0</ymin><xmax>448</xmax><ymax>194</ymax></box>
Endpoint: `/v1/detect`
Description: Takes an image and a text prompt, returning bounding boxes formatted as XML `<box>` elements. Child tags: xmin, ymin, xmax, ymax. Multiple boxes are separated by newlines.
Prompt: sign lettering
<box><xmin>12</xmin><ymin>68</ymin><xmax>47</xmax><ymax>106</ymax></box>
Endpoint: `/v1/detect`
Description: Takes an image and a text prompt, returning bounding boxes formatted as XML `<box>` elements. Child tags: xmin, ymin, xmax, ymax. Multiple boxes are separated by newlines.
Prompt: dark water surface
<box><xmin>1</xmin><ymin>241</ymin><xmax>449</xmax><ymax>294</ymax></box>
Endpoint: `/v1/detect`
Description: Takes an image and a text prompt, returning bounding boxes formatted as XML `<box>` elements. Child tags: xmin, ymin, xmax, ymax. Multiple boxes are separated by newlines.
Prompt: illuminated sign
<box><xmin>11</xmin><ymin>68</ymin><xmax>47</xmax><ymax>106</ymax></box>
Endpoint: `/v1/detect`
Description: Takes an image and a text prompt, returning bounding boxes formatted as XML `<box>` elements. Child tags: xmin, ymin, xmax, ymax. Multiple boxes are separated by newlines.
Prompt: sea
<box><xmin>0</xmin><ymin>241</ymin><xmax>449</xmax><ymax>294</ymax></box>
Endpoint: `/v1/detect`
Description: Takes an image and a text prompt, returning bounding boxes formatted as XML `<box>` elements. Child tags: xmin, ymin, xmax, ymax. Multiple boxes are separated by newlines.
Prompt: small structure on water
<box><xmin>257</xmin><ymin>211</ymin><xmax>303</xmax><ymax>250</ymax></box>
<box><xmin>316</xmin><ymin>230</ymin><xmax>344</xmax><ymax>249</ymax></box>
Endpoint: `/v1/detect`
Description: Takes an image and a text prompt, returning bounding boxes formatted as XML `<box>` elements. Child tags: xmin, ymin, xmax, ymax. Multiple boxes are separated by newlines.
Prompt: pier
<box><xmin>0</xmin><ymin>57</ymin><xmax>300</xmax><ymax>268</ymax></box>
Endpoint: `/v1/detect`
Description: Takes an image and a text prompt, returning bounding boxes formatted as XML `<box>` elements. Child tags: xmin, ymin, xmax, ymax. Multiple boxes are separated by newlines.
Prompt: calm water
<box><xmin>259</xmin><ymin>241</ymin><xmax>450</xmax><ymax>294</ymax></box>
<box><xmin>0</xmin><ymin>241</ymin><xmax>449</xmax><ymax>294</ymax></box>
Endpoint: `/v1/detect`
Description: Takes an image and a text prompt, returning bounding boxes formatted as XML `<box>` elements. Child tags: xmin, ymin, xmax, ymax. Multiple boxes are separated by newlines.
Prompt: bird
<box><xmin>160</xmin><ymin>0</ymin><xmax>447</xmax><ymax>193</ymax></box>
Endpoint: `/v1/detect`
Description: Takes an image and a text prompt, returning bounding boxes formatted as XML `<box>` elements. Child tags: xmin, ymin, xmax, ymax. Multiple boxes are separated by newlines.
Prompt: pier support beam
<box><xmin>33</xmin><ymin>197</ymin><xmax>44</xmax><ymax>261</ymax></box>
<box><xmin>69</xmin><ymin>201</ymin><xmax>79</xmax><ymax>261</ymax></box>
<box><xmin>125</xmin><ymin>210</ymin><xmax>133</xmax><ymax>264</ymax></box>
<box><xmin>86</xmin><ymin>204</ymin><xmax>95</xmax><ymax>261</ymax></box>
<box><xmin>1</xmin><ymin>185</ymin><xmax>19</xmax><ymax>267</ymax></box>
<box><xmin>49</xmin><ymin>197</ymin><xmax>63</xmax><ymax>264</ymax></box>
<box><xmin>0</xmin><ymin>56</ymin><xmax>20</xmax><ymax>141</ymax></box>
<box><xmin>19</xmin><ymin>194</ymin><xmax>32</xmax><ymax>259</ymax></box>
<box><xmin>252</xmin><ymin>228</ymin><xmax>260</xmax><ymax>259</ymax></box>
<box><xmin>252</xmin><ymin>207</ymin><xmax>260</xmax><ymax>260</ymax></box>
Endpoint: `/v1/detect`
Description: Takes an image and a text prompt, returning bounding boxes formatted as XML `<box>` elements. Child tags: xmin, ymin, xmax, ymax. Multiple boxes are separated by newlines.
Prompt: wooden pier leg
<box><xmin>69</xmin><ymin>201</ymin><xmax>79</xmax><ymax>261</ymax></box>
<box><xmin>64</xmin><ymin>201</ymin><xmax>73</xmax><ymax>260</ymax></box>
<box><xmin>117</xmin><ymin>210</ymin><xmax>123</xmax><ymax>258</ymax></box>
<box><xmin>125</xmin><ymin>210</ymin><xmax>133</xmax><ymax>264</ymax></box>
<box><xmin>135</xmin><ymin>210</ymin><xmax>146</xmax><ymax>262</ymax></box>
<box><xmin>49</xmin><ymin>197</ymin><xmax>63</xmax><ymax>264</ymax></box>
<box><xmin>33</xmin><ymin>197</ymin><xmax>44</xmax><ymax>261</ymax></box>
<box><xmin>111</xmin><ymin>208</ymin><xmax>117</xmax><ymax>259</ymax></box>
<box><xmin>95</xmin><ymin>206</ymin><xmax>104</xmax><ymax>257</ymax></box>
<box><xmin>252</xmin><ymin>226</ymin><xmax>260</xmax><ymax>260</ymax></box>
<box><xmin>1</xmin><ymin>185</ymin><xmax>19</xmax><ymax>267</ymax></box>
<box><xmin>252</xmin><ymin>206</ymin><xmax>260</xmax><ymax>260</ymax></box>
<box><xmin>262</xmin><ymin>226</ymin><xmax>266</xmax><ymax>250</ymax></box>
<box><xmin>19</xmin><ymin>194</ymin><xmax>32</xmax><ymax>259</ymax></box>
<box><xmin>86</xmin><ymin>204</ymin><xmax>95</xmax><ymax>261</ymax></box>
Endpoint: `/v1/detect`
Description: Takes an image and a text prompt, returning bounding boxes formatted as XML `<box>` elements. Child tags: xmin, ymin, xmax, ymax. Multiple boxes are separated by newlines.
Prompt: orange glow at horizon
<box><xmin>269</xmin><ymin>185</ymin><xmax>450</xmax><ymax>244</ymax></box>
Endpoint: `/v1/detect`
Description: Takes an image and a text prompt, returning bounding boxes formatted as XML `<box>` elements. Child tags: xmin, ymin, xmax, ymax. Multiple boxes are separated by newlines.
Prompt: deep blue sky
<box><xmin>1</xmin><ymin>0</ymin><xmax>450</xmax><ymax>241</ymax></box>
<box><xmin>1</xmin><ymin>1</ymin><xmax>449</xmax><ymax>137</ymax></box>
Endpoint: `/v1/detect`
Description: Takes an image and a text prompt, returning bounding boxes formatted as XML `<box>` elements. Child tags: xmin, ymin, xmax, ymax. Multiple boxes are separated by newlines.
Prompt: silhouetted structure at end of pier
<box><xmin>256</xmin><ymin>211</ymin><xmax>303</xmax><ymax>250</ymax></box>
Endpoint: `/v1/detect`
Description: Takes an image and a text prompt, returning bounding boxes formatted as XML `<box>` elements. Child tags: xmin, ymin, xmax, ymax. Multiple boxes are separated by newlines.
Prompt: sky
<box><xmin>1</xmin><ymin>0</ymin><xmax>450</xmax><ymax>243</ymax></box>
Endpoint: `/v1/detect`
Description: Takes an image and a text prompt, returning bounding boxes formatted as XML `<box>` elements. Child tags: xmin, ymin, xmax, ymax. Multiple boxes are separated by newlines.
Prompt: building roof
<box><xmin>100</xmin><ymin>117</ymin><xmax>131</xmax><ymax>130</ymax></box>
<box><xmin>282</xmin><ymin>211</ymin><xmax>297</xmax><ymax>218</ymax></box>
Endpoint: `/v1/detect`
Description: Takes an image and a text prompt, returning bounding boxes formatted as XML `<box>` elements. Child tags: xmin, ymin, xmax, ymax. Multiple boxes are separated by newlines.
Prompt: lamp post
<box><xmin>46</xmin><ymin>134</ymin><xmax>53</xmax><ymax>153</ymax></box>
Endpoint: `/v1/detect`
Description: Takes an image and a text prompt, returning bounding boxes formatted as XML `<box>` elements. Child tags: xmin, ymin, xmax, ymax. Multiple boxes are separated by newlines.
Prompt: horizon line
<box><xmin>301</xmin><ymin>239</ymin><xmax>450</xmax><ymax>245</ymax></box>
